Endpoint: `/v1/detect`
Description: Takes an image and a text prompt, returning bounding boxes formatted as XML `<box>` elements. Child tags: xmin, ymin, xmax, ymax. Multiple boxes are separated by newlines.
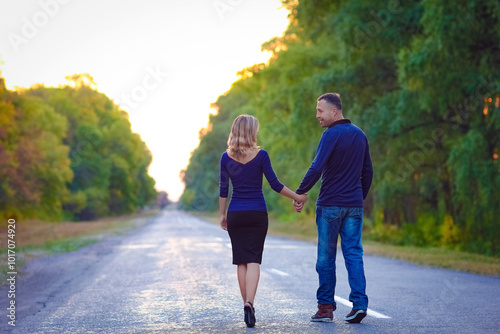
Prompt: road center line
<box><xmin>268</xmin><ymin>268</ymin><xmax>290</xmax><ymax>277</ymax></box>
<box><xmin>334</xmin><ymin>296</ymin><xmax>391</xmax><ymax>319</ymax></box>
<box><xmin>118</xmin><ymin>244</ymin><xmax>157</xmax><ymax>249</ymax></box>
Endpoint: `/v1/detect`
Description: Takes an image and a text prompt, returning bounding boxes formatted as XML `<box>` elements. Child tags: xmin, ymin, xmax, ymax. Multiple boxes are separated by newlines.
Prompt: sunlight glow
<box><xmin>0</xmin><ymin>0</ymin><xmax>290</xmax><ymax>201</ymax></box>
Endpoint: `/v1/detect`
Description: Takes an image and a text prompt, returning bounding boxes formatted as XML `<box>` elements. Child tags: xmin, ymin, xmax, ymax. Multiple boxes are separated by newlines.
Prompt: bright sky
<box><xmin>0</xmin><ymin>0</ymin><xmax>290</xmax><ymax>201</ymax></box>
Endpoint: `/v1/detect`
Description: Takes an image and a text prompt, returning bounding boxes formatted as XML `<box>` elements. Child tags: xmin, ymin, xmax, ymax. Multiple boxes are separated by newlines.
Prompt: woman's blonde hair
<box><xmin>227</xmin><ymin>115</ymin><xmax>260</xmax><ymax>158</ymax></box>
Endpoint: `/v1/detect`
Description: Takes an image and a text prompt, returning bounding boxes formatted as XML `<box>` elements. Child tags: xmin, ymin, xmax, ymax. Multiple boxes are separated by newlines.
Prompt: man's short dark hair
<box><xmin>318</xmin><ymin>93</ymin><xmax>342</xmax><ymax>111</ymax></box>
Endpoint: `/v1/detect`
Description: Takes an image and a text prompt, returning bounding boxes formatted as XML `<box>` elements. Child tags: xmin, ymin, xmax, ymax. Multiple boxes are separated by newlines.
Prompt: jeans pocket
<box><xmin>323</xmin><ymin>206</ymin><xmax>342</xmax><ymax>223</ymax></box>
<box><xmin>351</xmin><ymin>207</ymin><xmax>363</xmax><ymax>219</ymax></box>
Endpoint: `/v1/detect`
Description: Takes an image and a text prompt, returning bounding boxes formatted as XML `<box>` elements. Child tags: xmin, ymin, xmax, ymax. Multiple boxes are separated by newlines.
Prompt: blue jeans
<box><xmin>315</xmin><ymin>205</ymin><xmax>368</xmax><ymax>310</ymax></box>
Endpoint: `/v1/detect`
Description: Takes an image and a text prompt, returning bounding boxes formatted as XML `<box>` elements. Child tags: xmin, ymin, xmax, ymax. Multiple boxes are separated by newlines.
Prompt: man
<box><xmin>294</xmin><ymin>93</ymin><xmax>373</xmax><ymax>323</ymax></box>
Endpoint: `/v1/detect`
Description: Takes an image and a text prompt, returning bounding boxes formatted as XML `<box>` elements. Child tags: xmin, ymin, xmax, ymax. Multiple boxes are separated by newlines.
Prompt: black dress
<box><xmin>227</xmin><ymin>210</ymin><xmax>268</xmax><ymax>264</ymax></box>
<box><xmin>219</xmin><ymin>150</ymin><xmax>284</xmax><ymax>265</ymax></box>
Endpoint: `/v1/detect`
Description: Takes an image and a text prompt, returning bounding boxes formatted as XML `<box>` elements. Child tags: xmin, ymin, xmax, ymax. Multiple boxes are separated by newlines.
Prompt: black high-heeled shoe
<box><xmin>244</xmin><ymin>302</ymin><xmax>256</xmax><ymax>327</ymax></box>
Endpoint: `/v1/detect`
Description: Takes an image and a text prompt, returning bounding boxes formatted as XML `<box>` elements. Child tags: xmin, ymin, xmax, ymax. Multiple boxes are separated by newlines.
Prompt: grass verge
<box><xmin>362</xmin><ymin>241</ymin><xmax>500</xmax><ymax>276</ymax></box>
<box><xmin>0</xmin><ymin>209</ymin><xmax>160</xmax><ymax>284</ymax></box>
<box><xmin>189</xmin><ymin>211</ymin><xmax>500</xmax><ymax>276</ymax></box>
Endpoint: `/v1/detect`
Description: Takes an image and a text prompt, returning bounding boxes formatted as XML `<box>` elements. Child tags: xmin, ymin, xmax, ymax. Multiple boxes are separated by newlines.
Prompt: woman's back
<box><xmin>220</xmin><ymin>149</ymin><xmax>283</xmax><ymax>212</ymax></box>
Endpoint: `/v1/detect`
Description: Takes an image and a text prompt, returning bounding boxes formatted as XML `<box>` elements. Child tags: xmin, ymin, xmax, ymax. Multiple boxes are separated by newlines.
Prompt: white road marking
<box><xmin>119</xmin><ymin>244</ymin><xmax>157</xmax><ymax>249</ymax></box>
<box><xmin>268</xmin><ymin>268</ymin><xmax>290</xmax><ymax>277</ymax></box>
<box><xmin>265</xmin><ymin>270</ymin><xmax>391</xmax><ymax>318</ymax></box>
<box><xmin>334</xmin><ymin>296</ymin><xmax>391</xmax><ymax>319</ymax></box>
<box><xmin>264</xmin><ymin>245</ymin><xmax>315</xmax><ymax>249</ymax></box>
<box><xmin>194</xmin><ymin>242</ymin><xmax>222</xmax><ymax>248</ymax></box>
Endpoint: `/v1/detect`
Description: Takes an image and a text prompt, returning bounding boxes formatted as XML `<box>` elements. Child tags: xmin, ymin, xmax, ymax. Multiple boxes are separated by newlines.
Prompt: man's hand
<box><xmin>293</xmin><ymin>193</ymin><xmax>308</xmax><ymax>213</ymax></box>
<box><xmin>293</xmin><ymin>200</ymin><xmax>304</xmax><ymax>212</ymax></box>
<box><xmin>220</xmin><ymin>215</ymin><xmax>227</xmax><ymax>231</ymax></box>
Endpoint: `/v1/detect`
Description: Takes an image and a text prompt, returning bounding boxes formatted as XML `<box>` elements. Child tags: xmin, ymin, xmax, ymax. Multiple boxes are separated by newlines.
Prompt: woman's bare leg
<box><xmin>244</xmin><ymin>263</ymin><xmax>260</xmax><ymax>305</ymax></box>
<box><xmin>237</xmin><ymin>264</ymin><xmax>247</xmax><ymax>302</ymax></box>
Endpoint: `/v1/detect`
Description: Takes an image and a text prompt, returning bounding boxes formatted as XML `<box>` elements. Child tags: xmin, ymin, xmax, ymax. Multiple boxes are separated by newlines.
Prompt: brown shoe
<box><xmin>344</xmin><ymin>309</ymin><xmax>367</xmax><ymax>323</ymax></box>
<box><xmin>310</xmin><ymin>303</ymin><xmax>335</xmax><ymax>322</ymax></box>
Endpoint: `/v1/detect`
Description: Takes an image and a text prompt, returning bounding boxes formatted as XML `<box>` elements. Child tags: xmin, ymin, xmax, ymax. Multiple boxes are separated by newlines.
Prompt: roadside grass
<box><xmin>362</xmin><ymin>241</ymin><xmax>500</xmax><ymax>276</ymax></box>
<box><xmin>190</xmin><ymin>211</ymin><xmax>500</xmax><ymax>276</ymax></box>
<box><xmin>0</xmin><ymin>210</ymin><xmax>160</xmax><ymax>283</ymax></box>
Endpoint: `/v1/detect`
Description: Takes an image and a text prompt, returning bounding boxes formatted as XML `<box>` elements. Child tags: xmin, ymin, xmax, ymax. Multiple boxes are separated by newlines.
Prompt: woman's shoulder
<box><xmin>254</xmin><ymin>148</ymin><xmax>267</xmax><ymax>158</ymax></box>
<box><xmin>256</xmin><ymin>149</ymin><xmax>271</xmax><ymax>162</ymax></box>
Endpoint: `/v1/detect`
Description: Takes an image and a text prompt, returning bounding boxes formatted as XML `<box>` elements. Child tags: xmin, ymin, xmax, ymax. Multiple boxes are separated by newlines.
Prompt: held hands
<box><xmin>220</xmin><ymin>214</ymin><xmax>228</xmax><ymax>231</ymax></box>
<box><xmin>293</xmin><ymin>193</ymin><xmax>308</xmax><ymax>213</ymax></box>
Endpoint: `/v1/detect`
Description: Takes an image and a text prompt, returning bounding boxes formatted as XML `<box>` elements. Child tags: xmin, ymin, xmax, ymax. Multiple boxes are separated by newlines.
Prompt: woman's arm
<box><xmin>279</xmin><ymin>186</ymin><xmax>308</xmax><ymax>204</ymax></box>
<box><xmin>261</xmin><ymin>151</ymin><xmax>307</xmax><ymax>207</ymax></box>
<box><xmin>219</xmin><ymin>154</ymin><xmax>229</xmax><ymax>230</ymax></box>
<box><xmin>219</xmin><ymin>196</ymin><xmax>228</xmax><ymax>230</ymax></box>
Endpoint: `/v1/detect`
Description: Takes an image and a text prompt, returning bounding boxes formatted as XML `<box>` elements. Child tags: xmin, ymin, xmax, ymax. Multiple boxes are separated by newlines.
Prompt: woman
<box><xmin>219</xmin><ymin>114</ymin><xmax>307</xmax><ymax>328</ymax></box>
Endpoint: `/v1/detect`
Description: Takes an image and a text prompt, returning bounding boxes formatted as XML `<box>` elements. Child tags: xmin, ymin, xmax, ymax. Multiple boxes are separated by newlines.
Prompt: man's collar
<box><xmin>328</xmin><ymin>119</ymin><xmax>351</xmax><ymax>128</ymax></box>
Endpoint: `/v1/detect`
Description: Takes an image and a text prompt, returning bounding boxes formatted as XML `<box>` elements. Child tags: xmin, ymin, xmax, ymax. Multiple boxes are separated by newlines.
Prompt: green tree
<box><xmin>181</xmin><ymin>0</ymin><xmax>500</xmax><ymax>255</ymax></box>
<box><xmin>0</xmin><ymin>73</ymin><xmax>157</xmax><ymax>221</ymax></box>
<box><xmin>0</xmin><ymin>78</ymin><xmax>72</xmax><ymax>220</ymax></box>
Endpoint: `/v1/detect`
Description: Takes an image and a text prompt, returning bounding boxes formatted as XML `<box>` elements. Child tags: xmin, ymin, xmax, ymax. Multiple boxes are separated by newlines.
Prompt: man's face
<box><xmin>316</xmin><ymin>99</ymin><xmax>336</xmax><ymax>128</ymax></box>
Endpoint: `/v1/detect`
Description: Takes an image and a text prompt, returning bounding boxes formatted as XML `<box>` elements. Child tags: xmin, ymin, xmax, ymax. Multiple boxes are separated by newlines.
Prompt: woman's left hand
<box><xmin>220</xmin><ymin>215</ymin><xmax>228</xmax><ymax>231</ymax></box>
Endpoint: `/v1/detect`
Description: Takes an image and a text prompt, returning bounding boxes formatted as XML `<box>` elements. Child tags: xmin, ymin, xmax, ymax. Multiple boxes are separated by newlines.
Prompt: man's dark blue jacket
<box><xmin>296</xmin><ymin>119</ymin><xmax>373</xmax><ymax>207</ymax></box>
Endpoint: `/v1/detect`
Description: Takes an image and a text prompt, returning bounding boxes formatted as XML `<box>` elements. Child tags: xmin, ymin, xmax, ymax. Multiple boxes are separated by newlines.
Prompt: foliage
<box><xmin>181</xmin><ymin>0</ymin><xmax>500</xmax><ymax>255</ymax></box>
<box><xmin>0</xmin><ymin>74</ymin><xmax>157</xmax><ymax>221</ymax></box>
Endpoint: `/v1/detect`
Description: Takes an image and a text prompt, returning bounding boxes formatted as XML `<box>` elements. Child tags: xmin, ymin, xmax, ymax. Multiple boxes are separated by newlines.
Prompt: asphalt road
<box><xmin>1</xmin><ymin>210</ymin><xmax>499</xmax><ymax>333</ymax></box>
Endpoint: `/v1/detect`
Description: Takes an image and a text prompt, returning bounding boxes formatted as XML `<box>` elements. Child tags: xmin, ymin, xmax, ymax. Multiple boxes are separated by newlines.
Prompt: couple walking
<box><xmin>219</xmin><ymin>93</ymin><xmax>373</xmax><ymax>327</ymax></box>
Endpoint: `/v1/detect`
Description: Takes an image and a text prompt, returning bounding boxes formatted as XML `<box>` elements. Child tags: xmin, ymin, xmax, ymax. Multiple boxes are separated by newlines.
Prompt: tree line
<box><xmin>180</xmin><ymin>0</ymin><xmax>500</xmax><ymax>256</ymax></box>
<box><xmin>0</xmin><ymin>73</ymin><xmax>157</xmax><ymax>222</ymax></box>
